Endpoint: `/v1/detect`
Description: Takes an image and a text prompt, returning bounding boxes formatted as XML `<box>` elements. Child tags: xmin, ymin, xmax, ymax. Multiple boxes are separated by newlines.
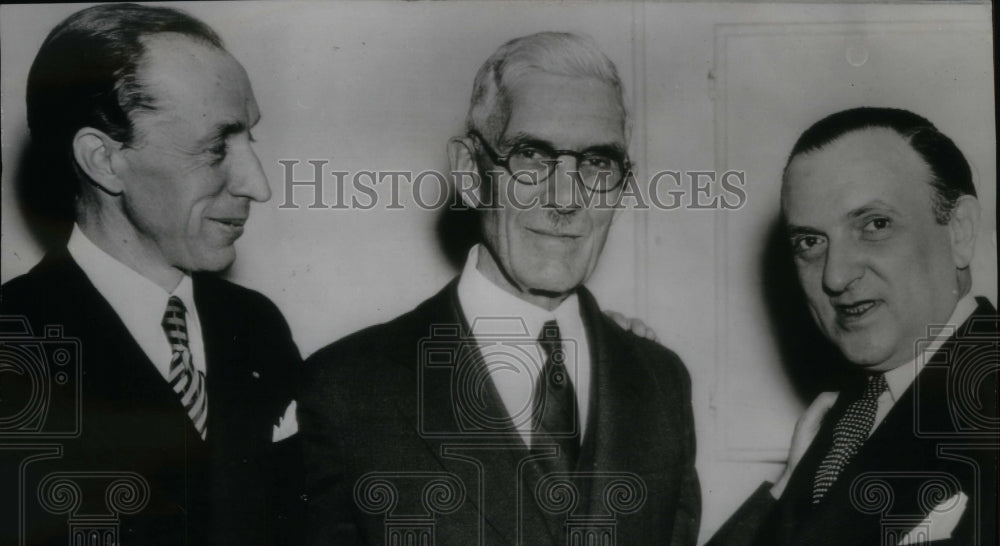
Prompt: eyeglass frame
<box><xmin>467</xmin><ymin>130</ymin><xmax>631</xmax><ymax>193</ymax></box>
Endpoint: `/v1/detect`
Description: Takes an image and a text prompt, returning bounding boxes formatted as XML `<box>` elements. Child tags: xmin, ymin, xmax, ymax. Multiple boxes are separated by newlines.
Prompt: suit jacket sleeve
<box><xmin>672</xmin><ymin>359</ymin><xmax>702</xmax><ymax>546</ymax></box>
<box><xmin>258</xmin><ymin>296</ymin><xmax>307</xmax><ymax>546</ymax></box>
<box><xmin>704</xmin><ymin>483</ymin><xmax>777</xmax><ymax>546</ymax></box>
<box><xmin>298</xmin><ymin>343</ymin><xmax>365</xmax><ymax>545</ymax></box>
<box><xmin>215</xmin><ymin>281</ymin><xmax>307</xmax><ymax>546</ymax></box>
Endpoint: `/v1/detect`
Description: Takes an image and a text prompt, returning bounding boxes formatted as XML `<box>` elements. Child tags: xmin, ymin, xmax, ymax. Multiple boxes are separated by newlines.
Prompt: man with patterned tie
<box><xmin>1</xmin><ymin>4</ymin><xmax>302</xmax><ymax>545</ymax></box>
<box><xmin>707</xmin><ymin>108</ymin><xmax>998</xmax><ymax>546</ymax></box>
<box><xmin>300</xmin><ymin>32</ymin><xmax>700</xmax><ymax>546</ymax></box>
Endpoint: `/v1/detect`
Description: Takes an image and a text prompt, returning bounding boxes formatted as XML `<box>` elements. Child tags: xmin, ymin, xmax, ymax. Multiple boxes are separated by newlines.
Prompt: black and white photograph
<box><xmin>1</xmin><ymin>1</ymin><xmax>996</xmax><ymax>545</ymax></box>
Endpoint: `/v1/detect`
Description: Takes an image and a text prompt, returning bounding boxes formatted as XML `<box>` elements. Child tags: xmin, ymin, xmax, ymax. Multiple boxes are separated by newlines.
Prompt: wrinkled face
<box><xmin>115</xmin><ymin>34</ymin><xmax>270</xmax><ymax>274</ymax></box>
<box><xmin>782</xmin><ymin>128</ymin><xmax>961</xmax><ymax>371</ymax></box>
<box><xmin>476</xmin><ymin>72</ymin><xmax>625</xmax><ymax>302</ymax></box>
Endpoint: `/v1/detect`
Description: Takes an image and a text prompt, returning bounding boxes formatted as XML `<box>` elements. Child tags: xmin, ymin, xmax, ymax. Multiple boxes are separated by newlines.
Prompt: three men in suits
<box><xmin>300</xmin><ymin>32</ymin><xmax>700</xmax><ymax>545</ymax></box>
<box><xmin>708</xmin><ymin>107</ymin><xmax>998</xmax><ymax>546</ymax></box>
<box><xmin>1</xmin><ymin>4</ymin><xmax>301</xmax><ymax>545</ymax></box>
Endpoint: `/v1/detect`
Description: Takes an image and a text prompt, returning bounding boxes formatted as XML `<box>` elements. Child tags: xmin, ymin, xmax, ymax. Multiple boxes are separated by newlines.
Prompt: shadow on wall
<box><xmin>14</xmin><ymin>139</ymin><xmax>75</xmax><ymax>256</ymax></box>
<box><xmin>435</xmin><ymin>190</ymin><xmax>481</xmax><ymax>272</ymax></box>
<box><xmin>760</xmin><ymin>217</ymin><xmax>856</xmax><ymax>403</ymax></box>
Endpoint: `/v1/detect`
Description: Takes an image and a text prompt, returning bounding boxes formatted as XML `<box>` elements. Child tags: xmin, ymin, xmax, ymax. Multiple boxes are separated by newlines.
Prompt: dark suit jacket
<box><xmin>300</xmin><ymin>280</ymin><xmax>700</xmax><ymax>546</ymax></box>
<box><xmin>0</xmin><ymin>250</ymin><xmax>303</xmax><ymax>546</ymax></box>
<box><xmin>708</xmin><ymin>297</ymin><xmax>999</xmax><ymax>546</ymax></box>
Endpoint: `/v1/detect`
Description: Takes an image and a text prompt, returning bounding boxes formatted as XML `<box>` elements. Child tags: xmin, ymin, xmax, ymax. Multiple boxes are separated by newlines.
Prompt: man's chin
<box><xmin>835</xmin><ymin>335</ymin><xmax>899</xmax><ymax>371</ymax></box>
<box><xmin>188</xmin><ymin>249</ymin><xmax>237</xmax><ymax>274</ymax></box>
<box><xmin>519</xmin><ymin>263</ymin><xmax>587</xmax><ymax>292</ymax></box>
<box><xmin>522</xmin><ymin>273</ymin><xmax>583</xmax><ymax>299</ymax></box>
<box><xmin>526</xmin><ymin>285</ymin><xmax>575</xmax><ymax>300</ymax></box>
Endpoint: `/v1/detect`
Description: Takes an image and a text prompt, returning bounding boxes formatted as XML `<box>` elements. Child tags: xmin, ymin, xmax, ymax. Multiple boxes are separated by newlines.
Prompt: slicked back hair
<box><xmin>26</xmin><ymin>3</ymin><xmax>224</xmax><ymax>199</ymax></box>
<box><xmin>784</xmin><ymin>107</ymin><xmax>976</xmax><ymax>224</ymax></box>
<box><xmin>466</xmin><ymin>31</ymin><xmax>629</xmax><ymax>149</ymax></box>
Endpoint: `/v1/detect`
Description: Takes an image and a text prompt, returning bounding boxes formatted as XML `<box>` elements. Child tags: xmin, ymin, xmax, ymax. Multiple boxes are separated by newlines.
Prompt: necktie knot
<box><xmin>863</xmin><ymin>373</ymin><xmax>888</xmax><ymax>400</ymax></box>
<box><xmin>162</xmin><ymin>296</ymin><xmax>189</xmax><ymax>337</ymax></box>
<box><xmin>538</xmin><ymin>320</ymin><xmax>562</xmax><ymax>358</ymax></box>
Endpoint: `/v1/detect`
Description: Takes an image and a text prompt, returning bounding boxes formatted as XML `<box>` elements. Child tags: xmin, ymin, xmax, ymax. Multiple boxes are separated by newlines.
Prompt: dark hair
<box><xmin>784</xmin><ymin>107</ymin><xmax>976</xmax><ymax>223</ymax></box>
<box><xmin>25</xmin><ymin>3</ymin><xmax>223</xmax><ymax>200</ymax></box>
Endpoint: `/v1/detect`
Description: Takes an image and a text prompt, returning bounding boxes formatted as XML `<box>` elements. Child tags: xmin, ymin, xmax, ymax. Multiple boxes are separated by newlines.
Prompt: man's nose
<box><xmin>822</xmin><ymin>239</ymin><xmax>863</xmax><ymax>295</ymax></box>
<box><xmin>546</xmin><ymin>155</ymin><xmax>582</xmax><ymax>212</ymax></box>
<box><xmin>228</xmin><ymin>145</ymin><xmax>271</xmax><ymax>202</ymax></box>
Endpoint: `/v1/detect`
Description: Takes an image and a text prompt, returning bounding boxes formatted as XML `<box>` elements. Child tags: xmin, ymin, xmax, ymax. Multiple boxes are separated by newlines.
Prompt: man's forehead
<box><xmin>503</xmin><ymin>71</ymin><xmax>626</xmax><ymax>148</ymax></box>
<box><xmin>782</xmin><ymin>127</ymin><xmax>934</xmax><ymax>214</ymax></box>
<box><xmin>136</xmin><ymin>33</ymin><xmax>258</xmax><ymax>124</ymax></box>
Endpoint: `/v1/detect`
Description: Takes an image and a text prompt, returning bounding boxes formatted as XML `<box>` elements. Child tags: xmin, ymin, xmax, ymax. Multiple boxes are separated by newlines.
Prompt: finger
<box><xmin>812</xmin><ymin>391</ymin><xmax>839</xmax><ymax>414</ymax></box>
<box><xmin>631</xmin><ymin>320</ymin><xmax>659</xmax><ymax>342</ymax></box>
<box><xmin>801</xmin><ymin>391</ymin><xmax>839</xmax><ymax>432</ymax></box>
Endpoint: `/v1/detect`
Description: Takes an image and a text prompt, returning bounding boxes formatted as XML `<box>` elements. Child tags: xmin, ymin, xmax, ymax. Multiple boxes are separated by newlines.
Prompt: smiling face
<box><xmin>114</xmin><ymin>34</ymin><xmax>270</xmax><ymax>276</ymax></box>
<box><xmin>475</xmin><ymin>72</ymin><xmax>625</xmax><ymax>309</ymax></box>
<box><xmin>782</xmin><ymin>128</ymin><xmax>963</xmax><ymax>371</ymax></box>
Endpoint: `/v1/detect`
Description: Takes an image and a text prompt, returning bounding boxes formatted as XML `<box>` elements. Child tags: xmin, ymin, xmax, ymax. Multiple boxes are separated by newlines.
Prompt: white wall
<box><xmin>1</xmin><ymin>2</ymin><xmax>994</xmax><ymax>543</ymax></box>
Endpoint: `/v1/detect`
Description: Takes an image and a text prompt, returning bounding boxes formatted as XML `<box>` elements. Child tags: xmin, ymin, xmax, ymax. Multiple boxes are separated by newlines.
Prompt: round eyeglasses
<box><xmin>469</xmin><ymin>131</ymin><xmax>630</xmax><ymax>193</ymax></box>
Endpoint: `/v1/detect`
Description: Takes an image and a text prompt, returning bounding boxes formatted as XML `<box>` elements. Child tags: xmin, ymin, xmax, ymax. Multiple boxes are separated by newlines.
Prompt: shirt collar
<box><xmin>883</xmin><ymin>294</ymin><xmax>979</xmax><ymax>402</ymax></box>
<box><xmin>457</xmin><ymin>244</ymin><xmax>580</xmax><ymax>339</ymax></box>
<box><xmin>67</xmin><ymin>224</ymin><xmax>198</xmax><ymax>332</ymax></box>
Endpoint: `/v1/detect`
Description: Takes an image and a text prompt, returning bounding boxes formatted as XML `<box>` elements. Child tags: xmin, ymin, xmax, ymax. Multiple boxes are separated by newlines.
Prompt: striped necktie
<box><xmin>812</xmin><ymin>373</ymin><xmax>887</xmax><ymax>503</ymax></box>
<box><xmin>161</xmin><ymin>296</ymin><xmax>208</xmax><ymax>439</ymax></box>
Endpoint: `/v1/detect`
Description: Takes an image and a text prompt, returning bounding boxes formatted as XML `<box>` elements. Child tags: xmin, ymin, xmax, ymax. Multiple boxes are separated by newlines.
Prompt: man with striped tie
<box><xmin>1</xmin><ymin>4</ymin><xmax>301</xmax><ymax>545</ymax></box>
<box><xmin>708</xmin><ymin>108</ymin><xmax>998</xmax><ymax>546</ymax></box>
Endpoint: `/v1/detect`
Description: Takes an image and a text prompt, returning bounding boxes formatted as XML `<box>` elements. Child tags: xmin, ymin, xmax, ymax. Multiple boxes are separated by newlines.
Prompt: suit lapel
<box><xmin>193</xmin><ymin>276</ymin><xmax>265</xmax><ymax>448</ymax></box>
<box><xmin>815</xmin><ymin>300</ymin><xmax>996</xmax><ymax>504</ymax></box>
<box><xmin>576</xmin><ymin>289</ymin><xmax>647</xmax><ymax>506</ymax></box>
<box><xmin>52</xmin><ymin>253</ymin><xmax>188</xmax><ymax>422</ymax></box>
<box><xmin>577</xmin><ymin>287</ymin><xmax>699</xmax><ymax>539</ymax></box>
<box><xmin>395</xmin><ymin>281</ymin><xmax>565</xmax><ymax>545</ymax></box>
<box><xmin>779</xmin><ymin>299</ymin><xmax>998</xmax><ymax>546</ymax></box>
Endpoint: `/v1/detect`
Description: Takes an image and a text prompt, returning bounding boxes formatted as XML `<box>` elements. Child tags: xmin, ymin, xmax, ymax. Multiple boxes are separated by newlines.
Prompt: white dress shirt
<box><xmin>67</xmin><ymin>225</ymin><xmax>207</xmax><ymax>378</ymax></box>
<box><xmin>457</xmin><ymin>244</ymin><xmax>592</xmax><ymax>448</ymax></box>
<box><xmin>872</xmin><ymin>294</ymin><xmax>979</xmax><ymax>433</ymax></box>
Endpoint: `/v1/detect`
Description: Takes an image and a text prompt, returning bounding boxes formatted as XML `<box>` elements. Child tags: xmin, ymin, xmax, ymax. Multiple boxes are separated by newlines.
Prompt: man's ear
<box><xmin>72</xmin><ymin>127</ymin><xmax>125</xmax><ymax>196</ymax></box>
<box><xmin>448</xmin><ymin>136</ymin><xmax>482</xmax><ymax>209</ymax></box>
<box><xmin>947</xmin><ymin>194</ymin><xmax>980</xmax><ymax>269</ymax></box>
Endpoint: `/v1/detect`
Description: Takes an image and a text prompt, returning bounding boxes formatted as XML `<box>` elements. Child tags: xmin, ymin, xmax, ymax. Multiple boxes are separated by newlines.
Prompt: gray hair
<box><xmin>466</xmin><ymin>31</ymin><xmax>630</xmax><ymax>147</ymax></box>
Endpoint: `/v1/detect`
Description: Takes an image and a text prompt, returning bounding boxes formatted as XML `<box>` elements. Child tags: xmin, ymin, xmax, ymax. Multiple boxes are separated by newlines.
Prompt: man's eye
<box><xmin>860</xmin><ymin>217</ymin><xmax>893</xmax><ymax>240</ymax></box>
<box><xmin>209</xmin><ymin>142</ymin><xmax>228</xmax><ymax>163</ymax></box>
<box><xmin>792</xmin><ymin>235</ymin><xmax>825</xmax><ymax>255</ymax></box>
<box><xmin>582</xmin><ymin>155</ymin><xmax>614</xmax><ymax>170</ymax></box>
<box><xmin>862</xmin><ymin>217</ymin><xmax>891</xmax><ymax>233</ymax></box>
<box><xmin>513</xmin><ymin>147</ymin><xmax>546</xmax><ymax>162</ymax></box>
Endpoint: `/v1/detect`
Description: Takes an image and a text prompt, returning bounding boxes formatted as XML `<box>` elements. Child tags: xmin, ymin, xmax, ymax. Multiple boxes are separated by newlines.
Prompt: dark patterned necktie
<box><xmin>532</xmin><ymin>320</ymin><xmax>580</xmax><ymax>471</ymax></box>
<box><xmin>161</xmin><ymin>296</ymin><xmax>208</xmax><ymax>439</ymax></box>
<box><xmin>812</xmin><ymin>373</ymin><xmax>887</xmax><ymax>503</ymax></box>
